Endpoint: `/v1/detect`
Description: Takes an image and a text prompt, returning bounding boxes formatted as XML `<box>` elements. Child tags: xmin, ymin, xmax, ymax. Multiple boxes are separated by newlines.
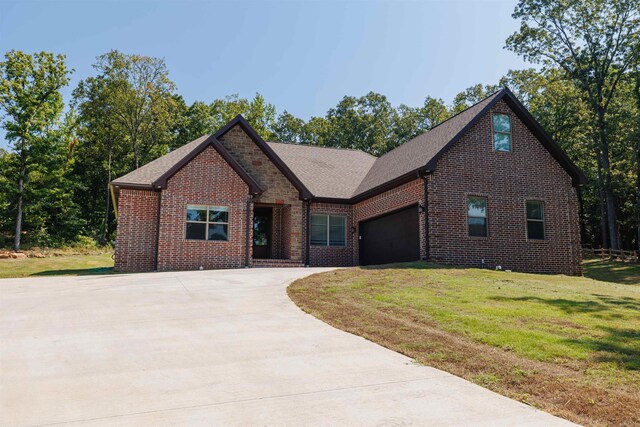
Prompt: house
<box><xmin>110</xmin><ymin>88</ymin><xmax>586</xmax><ymax>275</ymax></box>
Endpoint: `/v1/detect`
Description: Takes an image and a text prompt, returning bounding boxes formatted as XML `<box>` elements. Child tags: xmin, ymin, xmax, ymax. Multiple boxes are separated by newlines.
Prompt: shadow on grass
<box><xmin>583</xmin><ymin>259</ymin><xmax>640</xmax><ymax>285</ymax></box>
<box><xmin>490</xmin><ymin>295</ymin><xmax>640</xmax><ymax>314</ymax></box>
<box><xmin>31</xmin><ymin>267</ymin><xmax>114</xmax><ymax>277</ymax></box>
<box><xmin>566</xmin><ymin>327</ymin><xmax>640</xmax><ymax>370</ymax></box>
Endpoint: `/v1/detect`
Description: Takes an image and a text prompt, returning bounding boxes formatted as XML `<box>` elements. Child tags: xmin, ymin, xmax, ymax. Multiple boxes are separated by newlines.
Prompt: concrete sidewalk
<box><xmin>0</xmin><ymin>268</ymin><xmax>575</xmax><ymax>426</ymax></box>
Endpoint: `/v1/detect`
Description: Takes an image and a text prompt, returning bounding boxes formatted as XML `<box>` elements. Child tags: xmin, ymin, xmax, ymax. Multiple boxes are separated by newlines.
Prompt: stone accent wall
<box><xmin>157</xmin><ymin>146</ymin><xmax>250</xmax><ymax>271</ymax></box>
<box><xmin>114</xmin><ymin>188</ymin><xmax>159</xmax><ymax>272</ymax></box>
<box><xmin>353</xmin><ymin>179</ymin><xmax>427</xmax><ymax>264</ymax></box>
<box><xmin>219</xmin><ymin>125</ymin><xmax>304</xmax><ymax>262</ymax></box>
<box><xmin>427</xmin><ymin>99</ymin><xmax>582</xmax><ymax>275</ymax></box>
<box><xmin>309</xmin><ymin>202</ymin><xmax>355</xmax><ymax>267</ymax></box>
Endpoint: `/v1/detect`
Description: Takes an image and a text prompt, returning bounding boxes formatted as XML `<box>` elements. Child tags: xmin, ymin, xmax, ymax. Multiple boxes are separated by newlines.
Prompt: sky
<box><xmin>0</xmin><ymin>0</ymin><xmax>530</xmax><ymax>148</ymax></box>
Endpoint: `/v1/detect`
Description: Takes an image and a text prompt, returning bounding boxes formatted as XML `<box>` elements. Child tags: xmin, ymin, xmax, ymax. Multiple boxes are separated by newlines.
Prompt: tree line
<box><xmin>1</xmin><ymin>0</ymin><xmax>639</xmax><ymax>251</ymax></box>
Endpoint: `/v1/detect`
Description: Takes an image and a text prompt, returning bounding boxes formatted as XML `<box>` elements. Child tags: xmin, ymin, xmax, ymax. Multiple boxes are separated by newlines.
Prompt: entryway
<box><xmin>252</xmin><ymin>203</ymin><xmax>292</xmax><ymax>261</ymax></box>
<box><xmin>253</xmin><ymin>207</ymin><xmax>273</xmax><ymax>259</ymax></box>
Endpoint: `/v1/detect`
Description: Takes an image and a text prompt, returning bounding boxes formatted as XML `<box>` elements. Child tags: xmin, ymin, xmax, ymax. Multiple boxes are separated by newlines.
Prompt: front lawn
<box><xmin>288</xmin><ymin>262</ymin><xmax>640</xmax><ymax>426</ymax></box>
<box><xmin>0</xmin><ymin>253</ymin><xmax>114</xmax><ymax>278</ymax></box>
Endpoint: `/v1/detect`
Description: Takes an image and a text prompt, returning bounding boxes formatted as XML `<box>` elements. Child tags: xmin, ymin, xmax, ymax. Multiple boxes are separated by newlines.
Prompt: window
<box><xmin>526</xmin><ymin>201</ymin><xmax>545</xmax><ymax>240</ymax></box>
<box><xmin>311</xmin><ymin>214</ymin><xmax>346</xmax><ymax>246</ymax></box>
<box><xmin>186</xmin><ymin>205</ymin><xmax>229</xmax><ymax>241</ymax></box>
<box><xmin>467</xmin><ymin>196</ymin><xmax>487</xmax><ymax>237</ymax></box>
<box><xmin>493</xmin><ymin>113</ymin><xmax>512</xmax><ymax>152</ymax></box>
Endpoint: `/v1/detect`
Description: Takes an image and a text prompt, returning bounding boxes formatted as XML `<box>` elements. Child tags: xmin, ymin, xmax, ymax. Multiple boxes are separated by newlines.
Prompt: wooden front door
<box><xmin>253</xmin><ymin>207</ymin><xmax>273</xmax><ymax>259</ymax></box>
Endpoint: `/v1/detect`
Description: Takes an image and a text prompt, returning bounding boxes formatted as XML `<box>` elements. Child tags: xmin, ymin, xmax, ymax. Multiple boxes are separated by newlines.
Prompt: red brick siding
<box><xmin>427</xmin><ymin>99</ymin><xmax>582</xmax><ymax>275</ymax></box>
<box><xmin>309</xmin><ymin>202</ymin><xmax>354</xmax><ymax>267</ymax></box>
<box><xmin>156</xmin><ymin>146</ymin><xmax>250</xmax><ymax>271</ymax></box>
<box><xmin>353</xmin><ymin>179</ymin><xmax>427</xmax><ymax>264</ymax></box>
<box><xmin>219</xmin><ymin>125</ymin><xmax>304</xmax><ymax>262</ymax></box>
<box><xmin>114</xmin><ymin>188</ymin><xmax>159</xmax><ymax>272</ymax></box>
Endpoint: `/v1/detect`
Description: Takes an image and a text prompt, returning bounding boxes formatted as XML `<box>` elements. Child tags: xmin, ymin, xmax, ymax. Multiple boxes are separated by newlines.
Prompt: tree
<box><xmin>272</xmin><ymin>111</ymin><xmax>306</xmax><ymax>143</ymax></box>
<box><xmin>452</xmin><ymin>84</ymin><xmax>499</xmax><ymax>114</ymax></box>
<box><xmin>0</xmin><ymin>51</ymin><xmax>71</xmax><ymax>250</ymax></box>
<box><xmin>72</xmin><ymin>51</ymin><xmax>181</xmax><ymax>242</ymax></box>
<box><xmin>506</xmin><ymin>0</ymin><xmax>640</xmax><ymax>249</ymax></box>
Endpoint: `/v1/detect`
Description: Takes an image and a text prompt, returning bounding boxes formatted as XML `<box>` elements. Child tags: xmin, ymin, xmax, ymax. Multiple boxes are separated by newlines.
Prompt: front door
<box><xmin>253</xmin><ymin>207</ymin><xmax>273</xmax><ymax>259</ymax></box>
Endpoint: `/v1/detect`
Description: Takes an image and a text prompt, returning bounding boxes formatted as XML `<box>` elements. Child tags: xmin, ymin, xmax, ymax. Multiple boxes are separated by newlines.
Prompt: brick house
<box><xmin>111</xmin><ymin>88</ymin><xmax>586</xmax><ymax>275</ymax></box>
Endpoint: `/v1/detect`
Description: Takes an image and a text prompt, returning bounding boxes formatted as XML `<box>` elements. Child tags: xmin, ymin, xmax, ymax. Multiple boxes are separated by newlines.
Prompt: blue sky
<box><xmin>0</xmin><ymin>0</ymin><xmax>529</xmax><ymax>148</ymax></box>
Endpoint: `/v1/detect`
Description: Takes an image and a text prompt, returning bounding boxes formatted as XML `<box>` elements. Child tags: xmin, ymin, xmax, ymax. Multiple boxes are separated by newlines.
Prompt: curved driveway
<box><xmin>0</xmin><ymin>268</ymin><xmax>574</xmax><ymax>426</ymax></box>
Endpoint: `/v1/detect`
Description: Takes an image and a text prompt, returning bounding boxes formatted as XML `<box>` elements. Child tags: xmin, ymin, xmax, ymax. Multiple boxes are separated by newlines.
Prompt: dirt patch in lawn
<box><xmin>288</xmin><ymin>264</ymin><xmax>640</xmax><ymax>426</ymax></box>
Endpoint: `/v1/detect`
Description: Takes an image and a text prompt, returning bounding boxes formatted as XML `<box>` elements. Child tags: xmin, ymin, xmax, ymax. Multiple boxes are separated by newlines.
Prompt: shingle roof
<box><xmin>111</xmin><ymin>135</ymin><xmax>210</xmax><ymax>187</ymax></box>
<box><xmin>266</xmin><ymin>142</ymin><xmax>377</xmax><ymax>199</ymax></box>
<box><xmin>111</xmin><ymin>88</ymin><xmax>586</xmax><ymax>200</ymax></box>
<box><xmin>353</xmin><ymin>90</ymin><xmax>503</xmax><ymax>198</ymax></box>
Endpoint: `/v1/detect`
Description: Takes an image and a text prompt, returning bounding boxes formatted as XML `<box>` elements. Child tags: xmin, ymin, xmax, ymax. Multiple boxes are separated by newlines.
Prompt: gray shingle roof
<box><xmin>353</xmin><ymin>90</ymin><xmax>502</xmax><ymax>197</ymax></box>
<box><xmin>111</xmin><ymin>135</ymin><xmax>210</xmax><ymax>187</ymax></box>
<box><xmin>266</xmin><ymin>142</ymin><xmax>377</xmax><ymax>199</ymax></box>
<box><xmin>111</xmin><ymin>88</ymin><xmax>585</xmax><ymax>200</ymax></box>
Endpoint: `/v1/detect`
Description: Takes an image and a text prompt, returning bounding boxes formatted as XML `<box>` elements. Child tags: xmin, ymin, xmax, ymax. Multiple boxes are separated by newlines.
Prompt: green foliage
<box><xmin>506</xmin><ymin>0</ymin><xmax>640</xmax><ymax>250</ymax></box>
<box><xmin>0</xmin><ymin>50</ymin><xmax>81</xmax><ymax>249</ymax></box>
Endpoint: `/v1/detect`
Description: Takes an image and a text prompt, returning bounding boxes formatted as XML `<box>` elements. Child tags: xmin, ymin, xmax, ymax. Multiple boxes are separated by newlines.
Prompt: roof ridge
<box><xmin>267</xmin><ymin>141</ymin><xmax>378</xmax><ymax>159</ymax></box>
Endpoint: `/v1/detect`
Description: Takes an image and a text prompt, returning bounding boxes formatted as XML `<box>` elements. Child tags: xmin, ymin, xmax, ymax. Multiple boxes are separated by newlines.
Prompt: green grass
<box><xmin>369</xmin><ymin>264</ymin><xmax>639</xmax><ymax>365</ymax></box>
<box><xmin>583</xmin><ymin>257</ymin><xmax>640</xmax><ymax>285</ymax></box>
<box><xmin>0</xmin><ymin>253</ymin><xmax>114</xmax><ymax>278</ymax></box>
<box><xmin>289</xmin><ymin>261</ymin><xmax>640</xmax><ymax>426</ymax></box>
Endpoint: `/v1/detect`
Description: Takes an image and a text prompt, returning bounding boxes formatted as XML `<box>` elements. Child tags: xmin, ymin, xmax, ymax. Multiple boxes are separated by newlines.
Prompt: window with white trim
<box><xmin>526</xmin><ymin>201</ymin><xmax>545</xmax><ymax>240</ymax></box>
<box><xmin>311</xmin><ymin>214</ymin><xmax>346</xmax><ymax>246</ymax></box>
<box><xmin>493</xmin><ymin>113</ymin><xmax>512</xmax><ymax>152</ymax></box>
<box><xmin>186</xmin><ymin>205</ymin><xmax>229</xmax><ymax>241</ymax></box>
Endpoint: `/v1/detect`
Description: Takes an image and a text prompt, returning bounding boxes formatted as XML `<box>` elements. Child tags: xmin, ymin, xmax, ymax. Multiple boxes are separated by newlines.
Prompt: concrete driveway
<box><xmin>0</xmin><ymin>268</ymin><xmax>574</xmax><ymax>426</ymax></box>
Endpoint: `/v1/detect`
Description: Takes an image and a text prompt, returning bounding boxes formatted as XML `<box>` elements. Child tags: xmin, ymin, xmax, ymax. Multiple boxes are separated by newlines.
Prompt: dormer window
<box><xmin>493</xmin><ymin>113</ymin><xmax>512</xmax><ymax>152</ymax></box>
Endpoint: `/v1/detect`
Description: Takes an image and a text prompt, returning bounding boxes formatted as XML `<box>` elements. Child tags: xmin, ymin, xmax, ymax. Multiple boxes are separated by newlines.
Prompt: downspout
<box><xmin>305</xmin><ymin>200</ymin><xmax>311</xmax><ymax>267</ymax></box>
<box><xmin>245</xmin><ymin>194</ymin><xmax>253</xmax><ymax>268</ymax></box>
<box><xmin>154</xmin><ymin>189</ymin><xmax>162</xmax><ymax>271</ymax></box>
<box><xmin>422</xmin><ymin>173</ymin><xmax>429</xmax><ymax>261</ymax></box>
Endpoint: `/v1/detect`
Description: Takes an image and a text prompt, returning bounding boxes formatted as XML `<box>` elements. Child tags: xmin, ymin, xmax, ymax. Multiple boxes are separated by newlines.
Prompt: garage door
<box><xmin>359</xmin><ymin>205</ymin><xmax>420</xmax><ymax>266</ymax></box>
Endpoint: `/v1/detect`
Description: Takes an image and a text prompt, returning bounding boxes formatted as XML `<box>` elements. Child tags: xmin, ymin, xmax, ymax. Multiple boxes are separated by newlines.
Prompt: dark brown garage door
<box><xmin>359</xmin><ymin>205</ymin><xmax>420</xmax><ymax>266</ymax></box>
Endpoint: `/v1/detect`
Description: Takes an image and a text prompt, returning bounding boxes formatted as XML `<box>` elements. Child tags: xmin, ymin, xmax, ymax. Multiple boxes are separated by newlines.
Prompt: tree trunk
<box><xmin>596</xmin><ymin>155</ymin><xmax>609</xmax><ymax>248</ymax></box>
<box><xmin>636</xmin><ymin>145</ymin><xmax>640</xmax><ymax>252</ymax></box>
<box><xmin>13</xmin><ymin>162</ymin><xmax>25</xmax><ymax>252</ymax></box>
<box><xmin>102</xmin><ymin>151</ymin><xmax>112</xmax><ymax>245</ymax></box>
<box><xmin>597</xmin><ymin>110</ymin><xmax>619</xmax><ymax>249</ymax></box>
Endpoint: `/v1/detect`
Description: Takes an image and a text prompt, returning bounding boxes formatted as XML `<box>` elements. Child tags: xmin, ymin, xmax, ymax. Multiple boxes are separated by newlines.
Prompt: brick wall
<box><xmin>427</xmin><ymin>99</ymin><xmax>582</xmax><ymax>275</ymax></box>
<box><xmin>309</xmin><ymin>202</ymin><xmax>355</xmax><ymax>266</ymax></box>
<box><xmin>156</xmin><ymin>146</ymin><xmax>250</xmax><ymax>271</ymax></box>
<box><xmin>353</xmin><ymin>179</ymin><xmax>427</xmax><ymax>264</ymax></box>
<box><xmin>114</xmin><ymin>188</ymin><xmax>159</xmax><ymax>272</ymax></box>
<box><xmin>219</xmin><ymin>125</ymin><xmax>304</xmax><ymax>262</ymax></box>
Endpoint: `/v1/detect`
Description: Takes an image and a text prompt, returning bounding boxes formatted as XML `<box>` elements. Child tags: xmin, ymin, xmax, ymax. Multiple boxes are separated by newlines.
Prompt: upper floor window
<box><xmin>311</xmin><ymin>214</ymin><xmax>346</xmax><ymax>246</ymax></box>
<box><xmin>467</xmin><ymin>196</ymin><xmax>488</xmax><ymax>237</ymax></box>
<box><xmin>186</xmin><ymin>205</ymin><xmax>229</xmax><ymax>241</ymax></box>
<box><xmin>526</xmin><ymin>201</ymin><xmax>545</xmax><ymax>240</ymax></box>
<box><xmin>493</xmin><ymin>113</ymin><xmax>512</xmax><ymax>152</ymax></box>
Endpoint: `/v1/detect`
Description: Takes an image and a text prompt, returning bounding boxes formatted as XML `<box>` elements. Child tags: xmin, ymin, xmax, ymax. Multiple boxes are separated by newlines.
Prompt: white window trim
<box><xmin>185</xmin><ymin>205</ymin><xmax>229</xmax><ymax>241</ymax></box>
<box><xmin>310</xmin><ymin>214</ymin><xmax>347</xmax><ymax>247</ymax></box>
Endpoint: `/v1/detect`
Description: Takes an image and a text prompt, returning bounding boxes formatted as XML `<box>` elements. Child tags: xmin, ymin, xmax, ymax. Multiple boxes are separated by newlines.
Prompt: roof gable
<box><xmin>111</xmin><ymin>135</ymin><xmax>263</xmax><ymax>194</ymax></box>
<box><xmin>215</xmin><ymin>115</ymin><xmax>313</xmax><ymax>200</ymax></box>
<box><xmin>352</xmin><ymin>88</ymin><xmax>586</xmax><ymax>200</ymax></box>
